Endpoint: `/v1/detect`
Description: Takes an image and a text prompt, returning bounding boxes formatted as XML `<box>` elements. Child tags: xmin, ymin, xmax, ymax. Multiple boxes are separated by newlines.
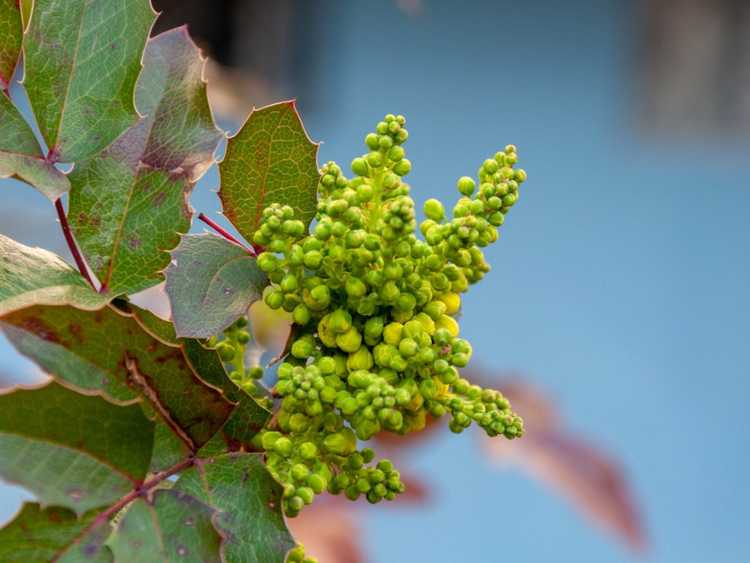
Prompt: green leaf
<box><xmin>0</xmin><ymin>382</ymin><xmax>154</xmax><ymax>513</ymax></box>
<box><xmin>165</xmin><ymin>234</ymin><xmax>268</xmax><ymax>338</ymax></box>
<box><xmin>218</xmin><ymin>101</ymin><xmax>319</xmax><ymax>243</ymax></box>
<box><xmin>107</xmin><ymin>490</ymin><xmax>222</xmax><ymax>563</ymax></box>
<box><xmin>0</xmin><ymin>93</ymin><xmax>70</xmax><ymax>200</ymax></box>
<box><xmin>0</xmin><ymin>303</ymin><xmax>234</xmax><ymax>449</ymax></box>
<box><xmin>0</xmin><ymin>503</ymin><xmax>113</xmax><ymax>563</ymax></box>
<box><xmin>0</xmin><ymin>0</ymin><xmax>22</xmax><ymax>87</ymax></box>
<box><xmin>0</xmin><ymin>234</ymin><xmax>107</xmax><ymax>316</ymax></box>
<box><xmin>68</xmin><ymin>27</ymin><xmax>223</xmax><ymax>296</ymax></box>
<box><xmin>23</xmin><ymin>0</ymin><xmax>156</xmax><ymax>161</ymax></box>
<box><xmin>174</xmin><ymin>453</ymin><xmax>295</xmax><ymax>563</ymax></box>
<box><xmin>131</xmin><ymin>308</ymin><xmax>272</xmax><ymax>456</ymax></box>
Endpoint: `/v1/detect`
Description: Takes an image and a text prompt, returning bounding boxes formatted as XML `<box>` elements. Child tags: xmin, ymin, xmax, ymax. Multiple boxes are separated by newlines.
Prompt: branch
<box><xmin>59</xmin><ymin>456</ymin><xmax>196</xmax><ymax>560</ymax></box>
<box><xmin>197</xmin><ymin>212</ymin><xmax>258</xmax><ymax>256</ymax></box>
<box><xmin>54</xmin><ymin>198</ymin><xmax>96</xmax><ymax>289</ymax></box>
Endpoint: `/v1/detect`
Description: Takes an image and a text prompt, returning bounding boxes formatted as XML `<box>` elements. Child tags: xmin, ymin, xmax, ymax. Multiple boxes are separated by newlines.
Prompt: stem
<box><xmin>55</xmin><ymin>198</ymin><xmax>96</xmax><ymax>289</ymax></box>
<box><xmin>198</xmin><ymin>212</ymin><xmax>257</xmax><ymax>256</ymax></box>
<box><xmin>56</xmin><ymin>457</ymin><xmax>196</xmax><ymax>561</ymax></box>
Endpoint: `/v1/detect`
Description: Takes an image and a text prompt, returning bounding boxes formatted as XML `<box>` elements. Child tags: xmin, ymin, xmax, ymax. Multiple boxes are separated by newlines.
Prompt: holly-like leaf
<box><xmin>0</xmin><ymin>93</ymin><xmax>70</xmax><ymax>200</ymax></box>
<box><xmin>218</xmin><ymin>101</ymin><xmax>319</xmax><ymax>243</ymax></box>
<box><xmin>22</xmin><ymin>0</ymin><xmax>156</xmax><ymax>162</ymax></box>
<box><xmin>166</xmin><ymin>234</ymin><xmax>268</xmax><ymax>338</ymax></box>
<box><xmin>0</xmin><ymin>303</ymin><xmax>234</xmax><ymax>450</ymax></box>
<box><xmin>0</xmin><ymin>381</ymin><xmax>154</xmax><ymax>514</ymax></box>
<box><xmin>68</xmin><ymin>27</ymin><xmax>223</xmax><ymax>296</ymax></box>
<box><xmin>0</xmin><ymin>234</ymin><xmax>107</xmax><ymax>316</ymax></box>
<box><xmin>107</xmin><ymin>490</ymin><xmax>222</xmax><ymax>563</ymax></box>
<box><xmin>0</xmin><ymin>503</ymin><xmax>113</xmax><ymax>563</ymax></box>
<box><xmin>174</xmin><ymin>453</ymin><xmax>295</xmax><ymax>563</ymax></box>
<box><xmin>0</xmin><ymin>0</ymin><xmax>22</xmax><ymax>88</ymax></box>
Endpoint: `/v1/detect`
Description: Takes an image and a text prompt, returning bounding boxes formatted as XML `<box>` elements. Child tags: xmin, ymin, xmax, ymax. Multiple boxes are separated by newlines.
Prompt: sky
<box><xmin>2</xmin><ymin>1</ymin><xmax>749</xmax><ymax>562</ymax></box>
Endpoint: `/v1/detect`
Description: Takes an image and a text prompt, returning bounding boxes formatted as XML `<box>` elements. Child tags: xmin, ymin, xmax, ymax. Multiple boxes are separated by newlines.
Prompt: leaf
<box><xmin>481</xmin><ymin>378</ymin><xmax>648</xmax><ymax>552</ymax></box>
<box><xmin>0</xmin><ymin>303</ymin><xmax>234</xmax><ymax>450</ymax></box>
<box><xmin>166</xmin><ymin>234</ymin><xmax>268</xmax><ymax>338</ymax></box>
<box><xmin>174</xmin><ymin>453</ymin><xmax>295</xmax><ymax>563</ymax></box>
<box><xmin>0</xmin><ymin>234</ymin><xmax>107</xmax><ymax>316</ymax></box>
<box><xmin>68</xmin><ymin>27</ymin><xmax>223</xmax><ymax>296</ymax></box>
<box><xmin>0</xmin><ymin>0</ymin><xmax>22</xmax><ymax>87</ymax></box>
<box><xmin>218</xmin><ymin>101</ymin><xmax>319</xmax><ymax>243</ymax></box>
<box><xmin>0</xmin><ymin>381</ymin><xmax>154</xmax><ymax>514</ymax></box>
<box><xmin>0</xmin><ymin>503</ymin><xmax>113</xmax><ymax>563</ymax></box>
<box><xmin>23</xmin><ymin>0</ymin><xmax>156</xmax><ymax>162</ymax></box>
<box><xmin>0</xmin><ymin>92</ymin><xmax>70</xmax><ymax>200</ymax></box>
<box><xmin>107</xmin><ymin>490</ymin><xmax>222</xmax><ymax>563</ymax></box>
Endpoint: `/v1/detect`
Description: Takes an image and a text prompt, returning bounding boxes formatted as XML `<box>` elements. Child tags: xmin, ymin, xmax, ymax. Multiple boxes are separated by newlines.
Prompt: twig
<box><xmin>54</xmin><ymin>456</ymin><xmax>196</xmax><ymax>561</ymax></box>
<box><xmin>54</xmin><ymin>198</ymin><xmax>96</xmax><ymax>289</ymax></box>
<box><xmin>198</xmin><ymin>212</ymin><xmax>256</xmax><ymax>256</ymax></box>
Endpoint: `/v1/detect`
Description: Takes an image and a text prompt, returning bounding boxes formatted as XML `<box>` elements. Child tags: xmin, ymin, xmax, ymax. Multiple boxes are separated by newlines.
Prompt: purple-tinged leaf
<box><xmin>69</xmin><ymin>27</ymin><xmax>224</xmax><ymax>296</ymax></box>
<box><xmin>219</xmin><ymin>101</ymin><xmax>319</xmax><ymax>243</ymax></box>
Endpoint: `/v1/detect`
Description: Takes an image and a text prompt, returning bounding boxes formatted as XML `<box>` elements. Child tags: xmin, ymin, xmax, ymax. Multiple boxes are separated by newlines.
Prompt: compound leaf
<box><xmin>23</xmin><ymin>0</ymin><xmax>156</xmax><ymax>162</ymax></box>
<box><xmin>68</xmin><ymin>27</ymin><xmax>223</xmax><ymax>296</ymax></box>
<box><xmin>218</xmin><ymin>101</ymin><xmax>319</xmax><ymax>243</ymax></box>
<box><xmin>0</xmin><ymin>381</ymin><xmax>154</xmax><ymax>514</ymax></box>
<box><xmin>0</xmin><ymin>93</ymin><xmax>70</xmax><ymax>200</ymax></box>
<box><xmin>0</xmin><ymin>0</ymin><xmax>22</xmax><ymax>88</ymax></box>
<box><xmin>107</xmin><ymin>490</ymin><xmax>222</xmax><ymax>563</ymax></box>
<box><xmin>174</xmin><ymin>453</ymin><xmax>295</xmax><ymax>563</ymax></box>
<box><xmin>0</xmin><ymin>503</ymin><xmax>113</xmax><ymax>563</ymax></box>
<box><xmin>0</xmin><ymin>234</ymin><xmax>107</xmax><ymax>316</ymax></box>
<box><xmin>165</xmin><ymin>234</ymin><xmax>267</xmax><ymax>338</ymax></box>
<box><xmin>0</xmin><ymin>303</ymin><xmax>234</xmax><ymax>450</ymax></box>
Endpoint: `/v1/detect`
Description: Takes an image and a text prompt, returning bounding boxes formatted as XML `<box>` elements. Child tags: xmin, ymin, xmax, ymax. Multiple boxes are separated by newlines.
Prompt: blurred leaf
<box><xmin>68</xmin><ymin>27</ymin><xmax>223</xmax><ymax>296</ymax></box>
<box><xmin>287</xmin><ymin>502</ymin><xmax>363</xmax><ymax>563</ymax></box>
<box><xmin>218</xmin><ymin>101</ymin><xmax>319</xmax><ymax>243</ymax></box>
<box><xmin>0</xmin><ymin>234</ymin><xmax>107</xmax><ymax>316</ymax></box>
<box><xmin>20</xmin><ymin>0</ymin><xmax>31</xmax><ymax>31</ymax></box>
<box><xmin>483</xmin><ymin>378</ymin><xmax>648</xmax><ymax>552</ymax></box>
<box><xmin>23</xmin><ymin>0</ymin><xmax>156</xmax><ymax>161</ymax></box>
<box><xmin>0</xmin><ymin>0</ymin><xmax>22</xmax><ymax>87</ymax></box>
<box><xmin>174</xmin><ymin>453</ymin><xmax>295</xmax><ymax>563</ymax></box>
<box><xmin>0</xmin><ymin>381</ymin><xmax>154</xmax><ymax>513</ymax></box>
<box><xmin>107</xmin><ymin>490</ymin><xmax>222</xmax><ymax>563</ymax></box>
<box><xmin>0</xmin><ymin>503</ymin><xmax>113</xmax><ymax>563</ymax></box>
<box><xmin>166</xmin><ymin>234</ymin><xmax>267</xmax><ymax>338</ymax></box>
<box><xmin>249</xmin><ymin>299</ymin><xmax>292</xmax><ymax>360</ymax></box>
<box><xmin>0</xmin><ymin>93</ymin><xmax>70</xmax><ymax>200</ymax></box>
<box><xmin>0</xmin><ymin>303</ymin><xmax>234</xmax><ymax>449</ymax></box>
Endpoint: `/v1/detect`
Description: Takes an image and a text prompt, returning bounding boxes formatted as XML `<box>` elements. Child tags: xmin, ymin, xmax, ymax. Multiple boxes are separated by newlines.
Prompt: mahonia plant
<box><xmin>0</xmin><ymin>1</ymin><xmax>526</xmax><ymax>561</ymax></box>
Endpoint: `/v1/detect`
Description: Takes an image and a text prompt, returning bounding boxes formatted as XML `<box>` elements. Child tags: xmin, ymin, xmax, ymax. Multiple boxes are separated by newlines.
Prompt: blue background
<box><xmin>1</xmin><ymin>1</ymin><xmax>748</xmax><ymax>561</ymax></box>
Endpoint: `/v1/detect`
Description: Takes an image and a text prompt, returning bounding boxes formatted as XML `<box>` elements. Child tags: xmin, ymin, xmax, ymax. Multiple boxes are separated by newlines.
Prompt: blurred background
<box><xmin>2</xmin><ymin>0</ymin><xmax>749</xmax><ymax>561</ymax></box>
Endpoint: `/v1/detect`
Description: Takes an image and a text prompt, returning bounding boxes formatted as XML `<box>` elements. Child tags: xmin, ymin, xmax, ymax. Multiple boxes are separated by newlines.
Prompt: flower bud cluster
<box><xmin>255</xmin><ymin>114</ymin><xmax>526</xmax><ymax>516</ymax></box>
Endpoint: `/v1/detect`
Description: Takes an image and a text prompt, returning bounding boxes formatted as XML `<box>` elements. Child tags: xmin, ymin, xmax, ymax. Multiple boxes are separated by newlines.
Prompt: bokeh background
<box><xmin>2</xmin><ymin>1</ymin><xmax>749</xmax><ymax>561</ymax></box>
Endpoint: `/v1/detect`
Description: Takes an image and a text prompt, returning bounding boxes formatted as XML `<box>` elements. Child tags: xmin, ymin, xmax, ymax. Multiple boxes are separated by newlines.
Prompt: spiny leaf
<box><xmin>0</xmin><ymin>381</ymin><xmax>154</xmax><ymax>514</ymax></box>
<box><xmin>218</xmin><ymin>101</ymin><xmax>319</xmax><ymax>243</ymax></box>
<box><xmin>0</xmin><ymin>303</ymin><xmax>234</xmax><ymax>449</ymax></box>
<box><xmin>131</xmin><ymin>306</ymin><xmax>272</xmax><ymax>456</ymax></box>
<box><xmin>166</xmin><ymin>234</ymin><xmax>268</xmax><ymax>338</ymax></box>
<box><xmin>0</xmin><ymin>234</ymin><xmax>107</xmax><ymax>316</ymax></box>
<box><xmin>68</xmin><ymin>27</ymin><xmax>223</xmax><ymax>296</ymax></box>
<box><xmin>0</xmin><ymin>503</ymin><xmax>113</xmax><ymax>563</ymax></box>
<box><xmin>174</xmin><ymin>453</ymin><xmax>295</xmax><ymax>563</ymax></box>
<box><xmin>0</xmin><ymin>0</ymin><xmax>22</xmax><ymax>88</ymax></box>
<box><xmin>23</xmin><ymin>0</ymin><xmax>156</xmax><ymax>161</ymax></box>
<box><xmin>0</xmin><ymin>93</ymin><xmax>70</xmax><ymax>200</ymax></box>
<box><xmin>107</xmin><ymin>490</ymin><xmax>222</xmax><ymax>563</ymax></box>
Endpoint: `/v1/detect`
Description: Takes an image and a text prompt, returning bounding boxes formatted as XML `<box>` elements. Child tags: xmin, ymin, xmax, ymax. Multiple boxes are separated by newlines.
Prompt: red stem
<box><xmin>198</xmin><ymin>212</ymin><xmax>257</xmax><ymax>256</ymax></box>
<box><xmin>56</xmin><ymin>457</ymin><xmax>196</xmax><ymax>561</ymax></box>
<box><xmin>54</xmin><ymin>198</ymin><xmax>96</xmax><ymax>289</ymax></box>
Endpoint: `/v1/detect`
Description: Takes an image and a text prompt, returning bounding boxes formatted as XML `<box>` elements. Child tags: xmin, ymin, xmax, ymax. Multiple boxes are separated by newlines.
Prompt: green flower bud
<box><xmin>351</xmin><ymin>157</ymin><xmax>369</xmax><ymax>176</ymax></box>
<box><xmin>457</xmin><ymin>176</ymin><xmax>476</xmax><ymax>196</ymax></box>
<box><xmin>392</xmin><ymin>159</ymin><xmax>412</xmax><ymax>177</ymax></box>
<box><xmin>293</xmin><ymin>303</ymin><xmax>312</xmax><ymax>325</ymax></box>
<box><xmin>336</xmin><ymin>326</ymin><xmax>362</xmax><ymax>353</ymax></box>
<box><xmin>323</xmin><ymin>428</ymin><xmax>357</xmax><ymax>455</ymax></box>
<box><xmin>423</xmin><ymin>198</ymin><xmax>445</xmax><ymax>221</ymax></box>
